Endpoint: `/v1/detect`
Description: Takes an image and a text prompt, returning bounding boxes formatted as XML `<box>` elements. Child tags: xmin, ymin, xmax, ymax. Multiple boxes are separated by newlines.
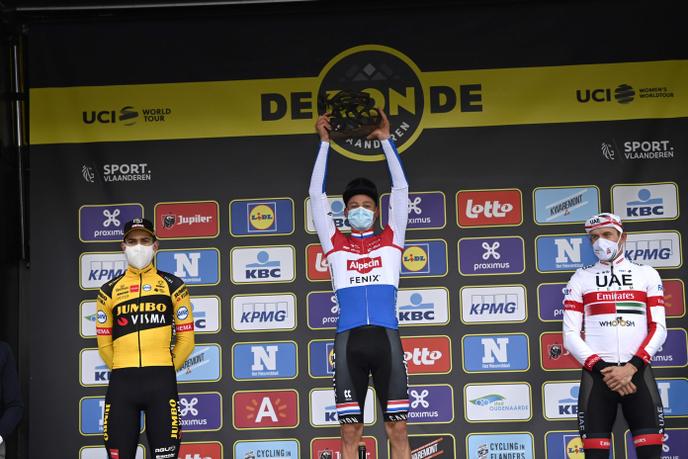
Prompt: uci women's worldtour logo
<box><xmin>316</xmin><ymin>45</ymin><xmax>424</xmax><ymax>161</ymax></box>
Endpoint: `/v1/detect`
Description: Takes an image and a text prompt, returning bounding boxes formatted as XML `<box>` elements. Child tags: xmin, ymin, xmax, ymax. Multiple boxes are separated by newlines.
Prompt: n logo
<box><xmin>481</xmin><ymin>337</ymin><xmax>509</xmax><ymax>364</ymax></box>
<box><xmin>555</xmin><ymin>238</ymin><xmax>582</xmax><ymax>263</ymax></box>
<box><xmin>251</xmin><ymin>345</ymin><xmax>278</xmax><ymax>371</ymax></box>
<box><xmin>174</xmin><ymin>252</ymin><xmax>200</xmax><ymax>277</ymax></box>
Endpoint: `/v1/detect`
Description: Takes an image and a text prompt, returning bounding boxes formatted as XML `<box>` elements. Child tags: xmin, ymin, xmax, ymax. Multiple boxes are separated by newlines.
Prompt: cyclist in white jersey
<box><xmin>563</xmin><ymin>213</ymin><xmax>667</xmax><ymax>459</ymax></box>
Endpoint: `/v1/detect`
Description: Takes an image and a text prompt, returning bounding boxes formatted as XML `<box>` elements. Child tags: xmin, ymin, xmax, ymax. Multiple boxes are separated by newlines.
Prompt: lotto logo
<box><xmin>401</xmin><ymin>336</ymin><xmax>451</xmax><ymax>374</ymax></box>
<box><xmin>457</xmin><ymin>189</ymin><xmax>522</xmax><ymax>227</ymax></box>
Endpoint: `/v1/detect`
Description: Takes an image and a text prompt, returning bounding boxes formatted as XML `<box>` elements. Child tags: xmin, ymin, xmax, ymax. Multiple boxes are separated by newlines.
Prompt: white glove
<box><xmin>0</xmin><ymin>434</ymin><xmax>4</xmax><ymax>445</ymax></box>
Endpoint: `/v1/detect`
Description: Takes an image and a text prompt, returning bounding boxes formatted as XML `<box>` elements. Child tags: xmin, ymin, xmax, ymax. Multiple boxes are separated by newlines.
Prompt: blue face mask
<box><xmin>348</xmin><ymin>207</ymin><xmax>375</xmax><ymax>231</ymax></box>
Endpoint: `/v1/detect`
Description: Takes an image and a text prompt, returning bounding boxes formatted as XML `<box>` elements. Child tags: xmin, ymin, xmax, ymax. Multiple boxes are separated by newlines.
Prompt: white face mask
<box><xmin>348</xmin><ymin>207</ymin><xmax>375</xmax><ymax>231</ymax></box>
<box><xmin>593</xmin><ymin>237</ymin><xmax>620</xmax><ymax>262</ymax></box>
<box><xmin>124</xmin><ymin>244</ymin><xmax>155</xmax><ymax>269</ymax></box>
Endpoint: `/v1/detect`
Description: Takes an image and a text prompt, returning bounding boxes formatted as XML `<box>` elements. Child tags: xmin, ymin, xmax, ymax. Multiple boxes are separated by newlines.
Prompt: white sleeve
<box><xmin>308</xmin><ymin>141</ymin><xmax>336</xmax><ymax>254</ymax></box>
<box><xmin>381</xmin><ymin>139</ymin><xmax>408</xmax><ymax>247</ymax></box>
<box><xmin>633</xmin><ymin>266</ymin><xmax>667</xmax><ymax>365</ymax></box>
<box><xmin>562</xmin><ymin>271</ymin><xmax>602</xmax><ymax>371</ymax></box>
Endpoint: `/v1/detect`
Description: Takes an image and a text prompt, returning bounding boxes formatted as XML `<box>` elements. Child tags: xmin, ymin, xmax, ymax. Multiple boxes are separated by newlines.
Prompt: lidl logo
<box><xmin>308</xmin><ymin>340</ymin><xmax>335</xmax><ymax>378</ymax></box>
<box><xmin>232</xmin><ymin>341</ymin><xmax>298</xmax><ymax>380</ymax></box>
<box><xmin>402</xmin><ymin>245</ymin><xmax>428</xmax><ymax>272</ymax></box>
<box><xmin>233</xmin><ymin>390</ymin><xmax>299</xmax><ymax>429</ymax></box>
<box><xmin>401</xmin><ymin>240</ymin><xmax>447</xmax><ymax>277</ymax></box>
<box><xmin>462</xmin><ymin>333</ymin><xmax>529</xmax><ymax>372</ymax></box>
<box><xmin>230</xmin><ymin>198</ymin><xmax>294</xmax><ymax>236</ymax></box>
<box><xmin>231</xmin><ymin>246</ymin><xmax>295</xmax><ymax>284</ymax></box>
<box><xmin>155</xmin><ymin>248</ymin><xmax>220</xmax><ymax>285</ymax></box>
<box><xmin>535</xmin><ymin>234</ymin><xmax>596</xmax><ymax>272</ymax></box>
<box><xmin>533</xmin><ymin>186</ymin><xmax>600</xmax><ymax>225</ymax></box>
<box><xmin>544</xmin><ymin>431</ymin><xmax>609</xmax><ymax>459</ymax></box>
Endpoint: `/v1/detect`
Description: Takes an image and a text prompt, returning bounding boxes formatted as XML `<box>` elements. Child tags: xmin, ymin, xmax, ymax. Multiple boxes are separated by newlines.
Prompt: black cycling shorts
<box><xmin>104</xmin><ymin>366</ymin><xmax>181</xmax><ymax>459</ymax></box>
<box><xmin>577</xmin><ymin>363</ymin><xmax>664</xmax><ymax>453</ymax></box>
<box><xmin>333</xmin><ymin>325</ymin><xmax>409</xmax><ymax>424</ymax></box>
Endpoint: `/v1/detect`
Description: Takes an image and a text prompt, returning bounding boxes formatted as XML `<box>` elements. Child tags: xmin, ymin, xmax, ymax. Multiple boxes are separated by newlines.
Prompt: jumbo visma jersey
<box><xmin>96</xmin><ymin>264</ymin><xmax>195</xmax><ymax>370</ymax></box>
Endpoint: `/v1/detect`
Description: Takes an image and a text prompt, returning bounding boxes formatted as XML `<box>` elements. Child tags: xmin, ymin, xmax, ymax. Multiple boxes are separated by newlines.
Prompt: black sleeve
<box><xmin>0</xmin><ymin>342</ymin><xmax>24</xmax><ymax>438</ymax></box>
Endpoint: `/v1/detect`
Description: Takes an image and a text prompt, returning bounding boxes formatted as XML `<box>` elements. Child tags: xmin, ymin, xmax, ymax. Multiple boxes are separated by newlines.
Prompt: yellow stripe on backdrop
<box><xmin>30</xmin><ymin>58</ymin><xmax>688</xmax><ymax>145</ymax></box>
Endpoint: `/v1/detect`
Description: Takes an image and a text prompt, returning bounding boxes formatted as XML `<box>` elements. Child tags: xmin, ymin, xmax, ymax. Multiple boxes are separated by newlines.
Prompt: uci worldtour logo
<box><xmin>260</xmin><ymin>45</ymin><xmax>483</xmax><ymax>161</ymax></box>
<box><xmin>82</xmin><ymin>106</ymin><xmax>172</xmax><ymax>125</ymax></box>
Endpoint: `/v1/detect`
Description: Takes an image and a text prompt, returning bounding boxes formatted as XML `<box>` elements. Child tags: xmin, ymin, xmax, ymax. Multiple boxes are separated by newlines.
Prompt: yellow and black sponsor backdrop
<box><xmin>26</xmin><ymin>1</ymin><xmax>688</xmax><ymax>458</ymax></box>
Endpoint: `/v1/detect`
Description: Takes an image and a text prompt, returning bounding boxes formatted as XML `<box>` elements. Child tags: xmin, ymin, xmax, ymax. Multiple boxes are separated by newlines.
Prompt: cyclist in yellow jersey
<box><xmin>96</xmin><ymin>218</ymin><xmax>194</xmax><ymax>459</ymax></box>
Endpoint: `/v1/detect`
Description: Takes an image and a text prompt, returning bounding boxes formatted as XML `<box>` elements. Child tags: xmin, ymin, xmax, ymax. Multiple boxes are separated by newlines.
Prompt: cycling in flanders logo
<box><xmin>317</xmin><ymin>45</ymin><xmax>425</xmax><ymax>161</ymax></box>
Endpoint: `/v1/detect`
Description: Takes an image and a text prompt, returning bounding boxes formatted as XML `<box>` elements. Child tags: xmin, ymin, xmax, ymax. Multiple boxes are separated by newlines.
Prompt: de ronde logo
<box><xmin>82</xmin><ymin>105</ymin><xmax>172</xmax><ymax>125</ymax></box>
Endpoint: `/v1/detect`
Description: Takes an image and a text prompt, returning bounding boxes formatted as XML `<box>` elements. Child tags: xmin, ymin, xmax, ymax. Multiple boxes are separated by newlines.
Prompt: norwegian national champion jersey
<box><xmin>309</xmin><ymin>139</ymin><xmax>408</xmax><ymax>332</ymax></box>
<box><xmin>562</xmin><ymin>256</ymin><xmax>667</xmax><ymax>371</ymax></box>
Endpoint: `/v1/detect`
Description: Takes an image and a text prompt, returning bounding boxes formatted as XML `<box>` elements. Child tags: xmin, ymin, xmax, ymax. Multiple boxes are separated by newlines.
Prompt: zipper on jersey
<box><xmin>137</xmin><ymin>272</ymin><xmax>143</xmax><ymax>367</ymax></box>
<box><xmin>612</xmin><ymin>264</ymin><xmax>621</xmax><ymax>364</ymax></box>
<box><xmin>361</xmin><ymin>237</ymin><xmax>370</xmax><ymax>325</ymax></box>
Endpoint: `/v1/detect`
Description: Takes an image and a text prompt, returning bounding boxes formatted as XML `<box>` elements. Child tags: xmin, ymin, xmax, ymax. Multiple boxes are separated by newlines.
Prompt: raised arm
<box><xmin>309</xmin><ymin>115</ymin><xmax>337</xmax><ymax>254</ymax></box>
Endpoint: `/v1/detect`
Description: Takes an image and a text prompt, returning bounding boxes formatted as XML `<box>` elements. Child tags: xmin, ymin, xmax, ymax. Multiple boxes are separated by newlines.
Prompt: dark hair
<box><xmin>343</xmin><ymin>177</ymin><xmax>378</xmax><ymax>206</ymax></box>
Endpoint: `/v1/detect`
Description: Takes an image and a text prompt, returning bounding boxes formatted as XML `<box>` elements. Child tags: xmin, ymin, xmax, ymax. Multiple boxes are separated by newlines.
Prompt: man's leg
<box><xmin>104</xmin><ymin>369</ymin><xmax>140</xmax><ymax>459</ymax></box>
<box><xmin>384</xmin><ymin>421</ymin><xmax>410</xmax><ymax>459</ymax></box>
<box><xmin>577</xmin><ymin>368</ymin><xmax>618</xmax><ymax>459</ymax></box>
<box><xmin>622</xmin><ymin>365</ymin><xmax>664</xmax><ymax>459</ymax></box>
<box><xmin>143</xmin><ymin>367</ymin><xmax>181</xmax><ymax>459</ymax></box>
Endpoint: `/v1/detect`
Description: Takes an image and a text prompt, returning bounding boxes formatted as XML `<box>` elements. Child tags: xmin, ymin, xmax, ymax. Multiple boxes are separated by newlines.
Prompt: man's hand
<box><xmin>316</xmin><ymin>114</ymin><xmax>331</xmax><ymax>142</ymax></box>
<box><xmin>601</xmin><ymin>363</ymin><xmax>638</xmax><ymax>391</ymax></box>
<box><xmin>366</xmin><ymin>109</ymin><xmax>391</xmax><ymax>141</ymax></box>
<box><xmin>616</xmin><ymin>381</ymin><xmax>637</xmax><ymax>397</ymax></box>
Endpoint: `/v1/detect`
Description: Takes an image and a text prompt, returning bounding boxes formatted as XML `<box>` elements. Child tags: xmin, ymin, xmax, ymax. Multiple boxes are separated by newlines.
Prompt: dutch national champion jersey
<box><xmin>309</xmin><ymin>139</ymin><xmax>408</xmax><ymax>332</ymax></box>
<box><xmin>562</xmin><ymin>256</ymin><xmax>667</xmax><ymax>371</ymax></box>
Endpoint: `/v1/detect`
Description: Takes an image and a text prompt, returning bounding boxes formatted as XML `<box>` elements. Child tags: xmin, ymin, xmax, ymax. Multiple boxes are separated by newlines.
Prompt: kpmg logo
<box><xmin>624</xmin><ymin>231</ymin><xmax>682</xmax><ymax>268</ymax></box>
<box><xmin>231</xmin><ymin>246</ymin><xmax>295</xmax><ymax>284</ymax></box>
<box><xmin>154</xmin><ymin>201</ymin><xmax>219</xmax><ymax>239</ymax></box>
<box><xmin>178</xmin><ymin>392</ymin><xmax>222</xmax><ymax>431</ymax></box>
<box><xmin>537</xmin><ymin>283</ymin><xmax>567</xmax><ymax>321</ymax></box>
<box><xmin>176</xmin><ymin>344</ymin><xmax>222</xmax><ymax>383</ymax></box>
<box><xmin>407</xmin><ymin>384</ymin><xmax>454</xmax><ymax>424</ymax></box>
<box><xmin>234</xmin><ymin>440</ymin><xmax>299</xmax><ymax>459</ymax></box>
<box><xmin>467</xmin><ymin>433</ymin><xmax>533</xmax><ymax>459</ymax></box>
<box><xmin>232</xmin><ymin>341</ymin><xmax>297</xmax><ymax>380</ymax></box>
<box><xmin>536</xmin><ymin>234</ymin><xmax>596</xmax><ymax>272</ymax></box>
<box><xmin>79</xmin><ymin>252</ymin><xmax>127</xmax><ymax>290</ymax></box>
<box><xmin>544</xmin><ymin>431</ymin><xmax>589</xmax><ymax>459</ymax></box>
<box><xmin>397</xmin><ymin>288</ymin><xmax>449</xmax><ymax>326</ymax></box>
<box><xmin>543</xmin><ymin>382</ymin><xmax>579</xmax><ymax>419</ymax></box>
<box><xmin>307</xmin><ymin>291</ymin><xmax>339</xmax><ymax>330</ymax></box>
<box><xmin>612</xmin><ymin>183</ymin><xmax>679</xmax><ymax>221</ymax></box>
<box><xmin>652</xmin><ymin>329</ymin><xmax>688</xmax><ymax>367</ymax></box>
<box><xmin>231</xmin><ymin>293</ymin><xmax>296</xmax><ymax>332</ymax></box>
<box><xmin>308</xmin><ymin>340</ymin><xmax>335</xmax><ymax>378</ymax></box>
<box><xmin>155</xmin><ymin>248</ymin><xmax>220</xmax><ymax>285</ymax></box>
<box><xmin>460</xmin><ymin>285</ymin><xmax>527</xmax><ymax>324</ymax></box>
<box><xmin>462</xmin><ymin>334</ymin><xmax>529</xmax><ymax>373</ymax></box>
<box><xmin>190</xmin><ymin>296</ymin><xmax>220</xmax><ymax>334</ymax></box>
<box><xmin>80</xmin><ymin>349</ymin><xmax>110</xmax><ymax>386</ymax></box>
<box><xmin>401</xmin><ymin>240</ymin><xmax>448</xmax><ymax>277</ymax></box>
<box><xmin>230</xmin><ymin>197</ymin><xmax>295</xmax><ymax>236</ymax></box>
<box><xmin>233</xmin><ymin>390</ymin><xmax>299</xmax><ymax>429</ymax></box>
<box><xmin>465</xmin><ymin>383</ymin><xmax>531</xmax><ymax>422</ymax></box>
<box><xmin>457</xmin><ymin>189</ymin><xmax>522</xmax><ymax>227</ymax></box>
<box><xmin>79</xmin><ymin>204</ymin><xmax>143</xmax><ymax>242</ymax></box>
<box><xmin>533</xmin><ymin>186</ymin><xmax>600</xmax><ymax>224</ymax></box>
<box><xmin>381</xmin><ymin>191</ymin><xmax>446</xmax><ymax>230</ymax></box>
<box><xmin>306</xmin><ymin>196</ymin><xmax>350</xmax><ymax>233</ymax></box>
<box><xmin>310</xmin><ymin>388</ymin><xmax>375</xmax><ymax>426</ymax></box>
<box><xmin>458</xmin><ymin>237</ymin><xmax>525</xmax><ymax>276</ymax></box>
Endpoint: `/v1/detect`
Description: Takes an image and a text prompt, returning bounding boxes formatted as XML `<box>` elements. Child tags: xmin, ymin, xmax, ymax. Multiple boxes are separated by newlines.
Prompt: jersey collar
<box><xmin>600</xmin><ymin>255</ymin><xmax>627</xmax><ymax>266</ymax></box>
<box><xmin>126</xmin><ymin>263</ymin><xmax>156</xmax><ymax>276</ymax></box>
<box><xmin>350</xmin><ymin>229</ymin><xmax>375</xmax><ymax>239</ymax></box>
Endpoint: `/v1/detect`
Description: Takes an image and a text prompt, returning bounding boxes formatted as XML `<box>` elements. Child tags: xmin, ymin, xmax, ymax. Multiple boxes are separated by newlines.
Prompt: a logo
<box><xmin>155</xmin><ymin>248</ymin><xmax>220</xmax><ymax>285</ymax></box>
<box><xmin>465</xmin><ymin>383</ymin><xmax>531</xmax><ymax>422</ymax></box>
<box><xmin>407</xmin><ymin>384</ymin><xmax>454</xmax><ymax>424</ymax></box>
<box><xmin>664</xmin><ymin>279</ymin><xmax>685</xmax><ymax>317</ymax></box>
<box><xmin>79</xmin><ymin>204</ymin><xmax>143</xmax><ymax>242</ymax></box>
<box><xmin>233</xmin><ymin>390</ymin><xmax>299</xmax><ymax>429</ymax></box>
<box><xmin>232</xmin><ymin>341</ymin><xmax>298</xmax><ymax>380</ymax></box>
<box><xmin>231</xmin><ymin>246</ymin><xmax>295</xmax><ymax>284</ymax></box>
<box><xmin>80</xmin><ymin>349</ymin><xmax>110</xmax><ymax>386</ymax></box>
<box><xmin>230</xmin><ymin>198</ymin><xmax>295</xmax><ymax>236</ymax></box>
<box><xmin>380</xmin><ymin>191</ymin><xmax>446</xmax><ymax>230</ymax></box>
<box><xmin>178</xmin><ymin>392</ymin><xmax>222</xmax><ymax>431</ymax></box>
<box><xmin>154</xmin><ymin>202</ymin><xmax>219</xmax><ymax>239</ymax></box>
<box><xmin>457</xmin><ymin>189</ymin><xmax>522</xmax><ymax>227</ymax></box>
<box><xmin>401</xmin><ymin>240</ymin><xmax>447</xmax><ymax>277</ymax></box>
<box><xmin>652</xmin><ymin>329</ymin><xmax>688</xmax><ymax>368</ymax></box>
<box><xmin>576</xmin><ymin>83</ymin><xmax>637</xmax><ymax>103</ymax></box>
<box><xmin>81</xmin><ymin>165</ymin><xmax>97</xmax><ymax>183</ymax></box>
<box><xmin>310</xmin><ymin>388</ymin><xmax>375</xmax><ymax>426</ymax></box>
<box><xmin>306</xmin><ymin>244</ymin><xmax>331</xmax><ymax>281</ymax></box>
<box><xmin>624</xmin><ymin>231</ymin><xmax>682</xmax><ymax>268</ymax></box>
<box><xmin>80</xmin><ymin>301</ymin><xmax>99</xmax><ymax>338</ymax></box>
<box><xmin>536</xmin><ymin>234</ymin><xmax>597</xmax><ymax>272</ymax></box>
<box><xmin>82</xmin><ymin>105</ymin><xmax>172</xmax><ymax>125</ymax></box>
<box><xmin>533</xmin><ymin>186</ymin><xmax>600</xmax><ymax>225</ymax></box>
<box><xmin>307</xmin><ymin>291</ymin><xmax>339</xmax><ymax>330</ymax></box>
<box><xmin>621</xmin><ymin>139</ymin><xmax>677</xmax><ymax>160</ymax></box>
<box><xmin>540</xmin><ymin>332</ymin><xmax>580</xmax><ymax>370</ymax></box>
<box><xmin>305</xmin><ymin>196</ymin><xmax>351</xmax><ymax>233</ymax></box>
<box><xmin>80</xmin><ymin>446</ymin><xmax>145</xmax><ymax>459</ymax></box>
<box><xmin>79</xmin><ymin>252</ymin><xmax>127</xmax><ymax>290</ymax></box>
<box><xmin>544</xmin><ymin>431</ymin><xmax>590</xmax><ymax>459</ymax></box>
<box><xmin>178</xmin><ymin>442</ymin><xmax>223</xmax><ymax>459</ymax></box>
<box><xmin>397</xmin><ymin>288</ymin><xmax>449</xmax><ymax>326</ymax></box>
<box><xmin>537</xmin><ymin>283</ymin><xmax>568</xmax><ymax>322</ymax></box>
<box><xmin>612</xmin><ymin>183</ymin><xmax>679</xmax><ymax>221</ymax></box>
<box><xmin>234</xmin><ymin>440</ymin><xmax>299</xmax><ymax>459</ymax></box>
<box><xmin>657</xmin><ymin>378</ymin><xmax>688</xmax><ymax>416</ymax></box>
<box><xmin>190</xmin><ymin>296</ymin><xmax>221</xmax><ymax>334</ymax></box>
<box><xmin>625</xmin><ymin>429</ymin><xmax>688</xmax><ymax>459</ymax></box>
<box><xmin>177</xmin><ymin>306</ymin><xmax>190</xmax><ymax>321</ymax></box>
<box><xmin>402</xmin><ymin>336</ymin><xmax>452</xmax><ymax>375</ymax></box>
<box><xmin>466</xmin><ymin>433</ymin><xmax>533</xmax><ymax>459</ymax></box>
<box><xmin>460</xmin><ymin>285</ymin><xmax>527</xmax><ymax>324</ymax></box>
<box><xmin>91</xmin><ymin>163</ymin><xmax>151</xmax><ymax>182</ymax></box>
<box><xmin>231</xmin><ymin>293</ymin><xmax>296</xmax><ymax>332</ymax></box>
<box><xmin>176</xmin><ymin>345</ymin><xmax>222</xmax><ymax>383</ymax></box>
<box><xmin>405</xmin><ymin>434</ymin><xmax>456</xmax><ymax>459</ymax></box>
<box><xmin>601</xmin><ymin>141</ymin><xmax>616</xmax><ymax>160</ymax></box>
<box><xmin>81</xmin><ymin>397</ymin><xmax>142</xmax><ymax>435</ymax></box>
<box><xmin>308</xmin><ymin>340</ymin><xmax>335</xmax><ymax>378</ymax></box>
<box><xmin>458</xmin><ymin>236</ymin><xmax>525</xmax><ymax>276</ymax></box>
<box><xmin>543</xmin><ymin>382</ymin><xmax>579</xmax><ymax>420</ymax></box>
<box><xmin>311</xmin><ymin>437</ymin><xmax>377</xmax><ymax>459</ymax></box>
<box><xmin>462</xmin><ymin>333</ymin><xmax>529</xmax><ymax>372</ymax></box>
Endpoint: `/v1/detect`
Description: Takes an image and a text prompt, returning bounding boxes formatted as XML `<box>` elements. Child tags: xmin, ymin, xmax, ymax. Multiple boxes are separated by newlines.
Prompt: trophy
<box><xmin>319</xmin><ymin>90</ymin><xmax>381</xmax><ymax>139</ymax></box>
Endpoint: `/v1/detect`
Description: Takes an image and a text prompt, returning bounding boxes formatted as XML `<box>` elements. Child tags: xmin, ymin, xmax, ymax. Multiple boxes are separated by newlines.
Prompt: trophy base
<box><xmin>330</xmin><ymin>124</ymin><xmax>378</xmax><ymax>140</ymax></box>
